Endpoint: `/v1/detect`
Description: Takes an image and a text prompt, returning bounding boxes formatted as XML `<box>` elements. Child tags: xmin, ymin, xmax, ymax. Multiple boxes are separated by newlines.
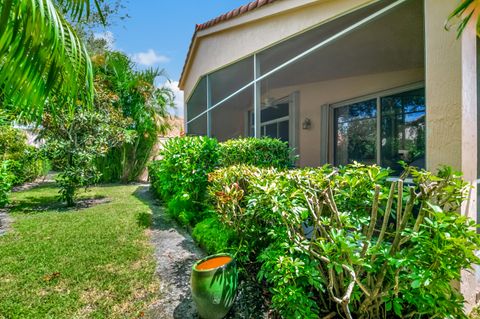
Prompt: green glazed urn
<box><xmin>191</xmin><ymin>253</ymin><xmax>238</xmax><ymax>319</ymax></box>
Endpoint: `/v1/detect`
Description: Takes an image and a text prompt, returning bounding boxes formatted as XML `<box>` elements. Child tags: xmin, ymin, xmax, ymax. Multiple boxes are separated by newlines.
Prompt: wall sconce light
<box><xmin>302</xmin><ymin>118</ymin><xmax>312</xmax><ymax>130</ymax></box>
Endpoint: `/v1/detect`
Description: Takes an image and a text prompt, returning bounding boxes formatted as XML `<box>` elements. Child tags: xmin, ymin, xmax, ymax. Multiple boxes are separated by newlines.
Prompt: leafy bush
<box><xmin>192</xmin><ymin>216</ymin><xmax>236</xmax><ymax>254</ymax></box>
<box><xmin>0</xmin><ymin>161</ymin><xmax>14</xmax><ymax>208</ymax></box>
<box><xmin>150</xmin><ymin>134</ymin><xmax>478</xmax><ymax>317</ymax></box>
<box><xmin>219</xmin><ymin>138</ymin><xmax>294</xmax><ymax>168</ymax></box>
<box><xmin>149</xmin><ymin>136</ymin><xmax>220</xmax><ymax>225</ymax></box>
<box><xmin>0</xmin><ymin>125</ymin><xmax>48</xmax><ymax>185</ymax></box>
<box><xmin>7</xmin><ymin>150</ymin><xmax>50</xmax><ymax>185</ymax></box>
<box><xmin>148</xmin><ymin>136</ymin><xmax>294</xmax><ymax>226</ymax></box>
<box><xmin>208</xmin><ymin>163</ymin><xmax>480</xmax><ymax>319</ymax></box>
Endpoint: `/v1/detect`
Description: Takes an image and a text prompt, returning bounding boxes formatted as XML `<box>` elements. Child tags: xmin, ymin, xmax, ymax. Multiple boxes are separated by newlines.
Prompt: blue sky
<box><xmin>95</xmin><ymin>0</ymin><xmax>249</xmax><ymax>117</ymax></box>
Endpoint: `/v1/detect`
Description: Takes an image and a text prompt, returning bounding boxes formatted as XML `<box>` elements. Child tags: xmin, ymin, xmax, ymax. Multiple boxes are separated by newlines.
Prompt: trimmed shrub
<box><xmin>219</xmin><ymin>137</ymin><xmax>294</xmax><ymax>168</ymax></box>
<box><xmin>149</xmin><ymin>134</ymin><xmax>478</xmax><ymax>317</ymax></box>
<box><xmin>149</xmin><ymin>136</ymin><xmax>220</xmax><ymax>225</ymax></box>
<box><xmin>208</xmin><ymin>163</ymin><xmax>480</xmax><ymax>319</ymax></box>
<box><xmin>148</xmin><ymin>136</ymin><xmax>295</xmax><ymax>226</ymax></box>
<box><xmin>192</xmin><ymin>216</ymin><xmax>236</xmax><ymax>254</ymax></box>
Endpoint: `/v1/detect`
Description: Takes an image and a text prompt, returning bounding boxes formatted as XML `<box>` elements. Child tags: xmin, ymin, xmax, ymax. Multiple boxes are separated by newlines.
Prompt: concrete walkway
<box><xmin>134</xmin><ymin>186</ymin><xmax>269</xmax><ymax>319</ymax></box>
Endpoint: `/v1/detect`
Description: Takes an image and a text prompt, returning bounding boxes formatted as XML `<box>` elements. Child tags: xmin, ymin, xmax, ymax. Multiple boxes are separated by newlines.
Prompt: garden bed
<box><xmin>148</xmin><ymin>136</ymin><xmax>480</xmax><ymax>319</ymax></box>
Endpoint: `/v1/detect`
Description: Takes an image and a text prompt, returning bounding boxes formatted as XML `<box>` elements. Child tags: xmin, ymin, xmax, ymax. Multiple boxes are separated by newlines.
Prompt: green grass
<box><xmin>0</xmin><ymin>183</ymin><xmax>159</xmax><ymax>318</ymax></box>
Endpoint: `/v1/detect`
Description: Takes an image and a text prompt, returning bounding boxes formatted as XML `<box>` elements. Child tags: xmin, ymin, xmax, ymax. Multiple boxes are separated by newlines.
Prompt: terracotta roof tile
<box><xmin>195</xmin><ymin>0</ymin><xmax>278</xmax><ymax>31</ymax></box>
<box><xmin>180</xmin><ymin>0</ymin><xmax>278</xmax><ymax>88</ymax></box>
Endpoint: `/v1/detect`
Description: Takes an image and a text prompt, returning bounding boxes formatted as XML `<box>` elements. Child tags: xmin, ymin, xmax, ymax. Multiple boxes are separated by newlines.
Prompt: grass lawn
<box><xmin>0</xmin><ymin>183</ymin><xmax>159</xmax><ymax>318</ymax></box>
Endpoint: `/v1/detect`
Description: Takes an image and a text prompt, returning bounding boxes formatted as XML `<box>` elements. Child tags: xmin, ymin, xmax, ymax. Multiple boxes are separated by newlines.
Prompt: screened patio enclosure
<box><xmin>185</xmin><ymin>0</ymin><xmax>425</xmax><ymax>168</ymax></box>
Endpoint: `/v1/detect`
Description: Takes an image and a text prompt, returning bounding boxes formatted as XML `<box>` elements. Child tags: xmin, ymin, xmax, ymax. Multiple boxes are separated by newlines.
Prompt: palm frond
<box><xmin>446</xmin><ymin>0</ymin><xmax>479</xmax><ymax>38</ymax></box>
<box><xmin>0</xmin><ymin>0</ymin><xmax>102</xmax><ymax>119</ymax></box>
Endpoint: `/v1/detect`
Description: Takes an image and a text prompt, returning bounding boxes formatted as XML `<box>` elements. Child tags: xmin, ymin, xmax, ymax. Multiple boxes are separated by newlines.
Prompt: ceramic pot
<box><xmin>191</xmin><ymin>253</ymin><xmax>238</xmax><ymax>319</ymax></box>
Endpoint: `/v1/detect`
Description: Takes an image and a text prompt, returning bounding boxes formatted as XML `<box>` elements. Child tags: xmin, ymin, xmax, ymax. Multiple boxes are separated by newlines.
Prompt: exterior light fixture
<box><xmin>302</xmin><ymin>118</ymin><xmax>312</xmax><ymax>130</ymax></box>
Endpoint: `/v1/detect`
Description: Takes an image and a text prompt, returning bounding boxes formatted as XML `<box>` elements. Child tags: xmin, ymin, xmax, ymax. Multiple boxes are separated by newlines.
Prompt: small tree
<box><xmin>92</xmin><ymin>51</ymin><xmax>174</xmax><ymax>183</ymax></box>
<box><xmin>42</xmin><ymin>104</ymin><xmax>133</xmax><ymax>206</ymax></box>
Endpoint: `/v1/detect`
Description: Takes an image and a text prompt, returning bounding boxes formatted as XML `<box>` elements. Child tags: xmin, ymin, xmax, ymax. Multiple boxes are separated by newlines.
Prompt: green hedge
<box><xmin>220</xmin><ymin>137</ymin><xmax>294</xmax><ymax>168</ymax></box>
<box><xmin>148</xmin><ymin>136</ymin><xmax>293</xmax><ymax>226</ymax></box>
<box><xmin>207</xmin><ymin>164</ymin><xmax>479</xmax><ymax>319</ymax></box>
<box><xmin>192</xmin><ymin>216</ymin><xmax>236</xmax><ymax>254</ymax></box>
<box><xmin>149</xmin><ymin>136</ymin><xmax>220</xmax><ymax>225</ymax></box>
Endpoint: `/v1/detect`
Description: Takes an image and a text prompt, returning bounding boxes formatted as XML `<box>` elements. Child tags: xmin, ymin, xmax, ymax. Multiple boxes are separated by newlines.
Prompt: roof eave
<box><xmin>179</xmin><ymin>0</ymin><xmax>280</xmax><ymax>90</ymax></box>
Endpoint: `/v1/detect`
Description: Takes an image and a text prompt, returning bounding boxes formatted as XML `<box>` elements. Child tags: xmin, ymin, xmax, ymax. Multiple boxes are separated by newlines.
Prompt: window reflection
<box><xmin>333</xmin><ymin>88</ymin><xmax>426</xmax><ymax>173</ymax></box>
<box><xmin>334</xmin><ymin>99</ymin><xmax>377</xmax><ymax>165</ymax></box>
<box><xmin>381</xmin><ymin>88</ymin><xmax>426</xmax><ymax>173</ymax></box>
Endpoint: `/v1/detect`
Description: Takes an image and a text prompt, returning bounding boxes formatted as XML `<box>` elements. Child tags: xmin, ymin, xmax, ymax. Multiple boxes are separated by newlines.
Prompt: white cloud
<box><xmin>93</xmin><ymin>31</ymin><xmax>115</xmax><ymax>50</ymax></box>
<box><xmin>132</xmin><ymin>49</ymin><xmax>170</xmax><ymax>66</ymax></box>
<box><xmin>162</xmin><ymin>80</ymin><xmax>184</xmax><ymax>118</ymax></box>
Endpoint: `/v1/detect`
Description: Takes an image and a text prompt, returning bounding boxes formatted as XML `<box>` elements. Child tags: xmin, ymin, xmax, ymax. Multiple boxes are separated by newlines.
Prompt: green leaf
<box><xmin>411</xmin><ymin>279</ymin><xmax>421</xmax><ymax>289</ymax></box>
<box><xmin>0</xmin><ymin>0</ymin><xmax>104</xmax><ymax>120</ymax></box>
<box><xmin>426</xmin><ymin>201</ymin><xmax>442</xmax><ymax>214</ymax></box>
<box><xmin>393</xmin><ymin>299</ymin><xmax>403</xmax><ymax>317</ymax></box>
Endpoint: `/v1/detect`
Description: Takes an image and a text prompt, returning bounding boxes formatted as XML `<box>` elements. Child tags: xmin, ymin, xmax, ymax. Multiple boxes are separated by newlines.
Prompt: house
<box><xmin>179</xmin><ymin>0</ymin><xmax>479</xmax><ymax>308</ymax></box>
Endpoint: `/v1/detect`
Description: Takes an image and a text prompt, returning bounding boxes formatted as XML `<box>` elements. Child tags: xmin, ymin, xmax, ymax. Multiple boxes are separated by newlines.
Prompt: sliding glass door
<box><xmin>333</xmin><ymin>86</ymin><xmax>425</xmax><ymax>173</ymax></box>
<box><xmin>380</xmin><ymin>88</ymin><xmax>426</xmax><ymax>172</ymax></box>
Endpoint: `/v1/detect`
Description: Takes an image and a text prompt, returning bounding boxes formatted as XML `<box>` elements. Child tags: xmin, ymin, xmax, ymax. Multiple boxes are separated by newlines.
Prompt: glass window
<box><xmin>278</xmin><ymin>121</ymin><xmax>289</xmax><ymax>143</ymax></box>
<box><xmin>381</xmin><ymin>88</ymin><xmax>426</xmax><ymax>173</ymax></box>
<box><xmin>265</xmin><ymin>123</ymin><xmax>277</xmax><ymax>138</ymax></box>
<box><xmin>334</xmin><ymin>99</ymin><xmax>377</xmax><ymax>166</ymax></box>
<box><xmin>261</xmin><ymin>103</ymin><xmax>289</xmax><ymax>122</ymax></box>
<box><xmin>249</xmin><ymin>100</ymin><xmax>292</xmax><ymax>143</ymax></box>
<box><xmin>260</xmin><ymin>102</ymin><xmax>290</xmax><ymax>143</ymax></box>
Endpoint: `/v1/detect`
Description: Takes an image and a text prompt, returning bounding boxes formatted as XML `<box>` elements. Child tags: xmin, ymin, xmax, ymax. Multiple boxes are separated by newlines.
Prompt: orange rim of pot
<box><xmin>192</xmin><ymin>253</ymin><xmax>235</xmax><ymax>273</ymax></box>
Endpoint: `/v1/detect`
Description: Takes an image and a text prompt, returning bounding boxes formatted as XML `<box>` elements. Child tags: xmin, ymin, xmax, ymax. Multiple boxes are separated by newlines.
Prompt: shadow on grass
<box><xmin>10</xmin><ymin>193</ymin><xmax>109</xmax><ymax>214</ymax></box>
<box><xmin>136</xmin><ymin>211</ymin><xmax>153</xmax><ymax>229</ymax></box>
<box><xmin>132</xmin><ymin>186</ymin><xmax>172</xmax><ymax>232</ymax></box>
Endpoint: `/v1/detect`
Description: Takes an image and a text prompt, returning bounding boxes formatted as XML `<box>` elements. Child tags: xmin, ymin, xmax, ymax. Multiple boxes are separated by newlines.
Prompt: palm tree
<box><xmin>0</xmin><ymin>0</ymin><xmax>103</xmax><ymax>118</ymax></box>
<box><xmin>448</xmin><ymin>0</ymin><xmax>479</xmax><ymax>38</ymax></box>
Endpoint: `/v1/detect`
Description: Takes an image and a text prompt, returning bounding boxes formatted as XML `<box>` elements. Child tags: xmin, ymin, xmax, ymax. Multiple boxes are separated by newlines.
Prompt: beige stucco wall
<box><xmin>424</xmin><ymin>0</ymin><xmax>478</xmax><ymax>311</ymax></box>
<box><xmin>263</xmin><ymin>68</ymin><xmax>424</xmax><ymax>167</ymax></box>
<box><xmin>181</xmin><ymin>0</ymin><xmax>379</xmax><ymax>98</ymax></box>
